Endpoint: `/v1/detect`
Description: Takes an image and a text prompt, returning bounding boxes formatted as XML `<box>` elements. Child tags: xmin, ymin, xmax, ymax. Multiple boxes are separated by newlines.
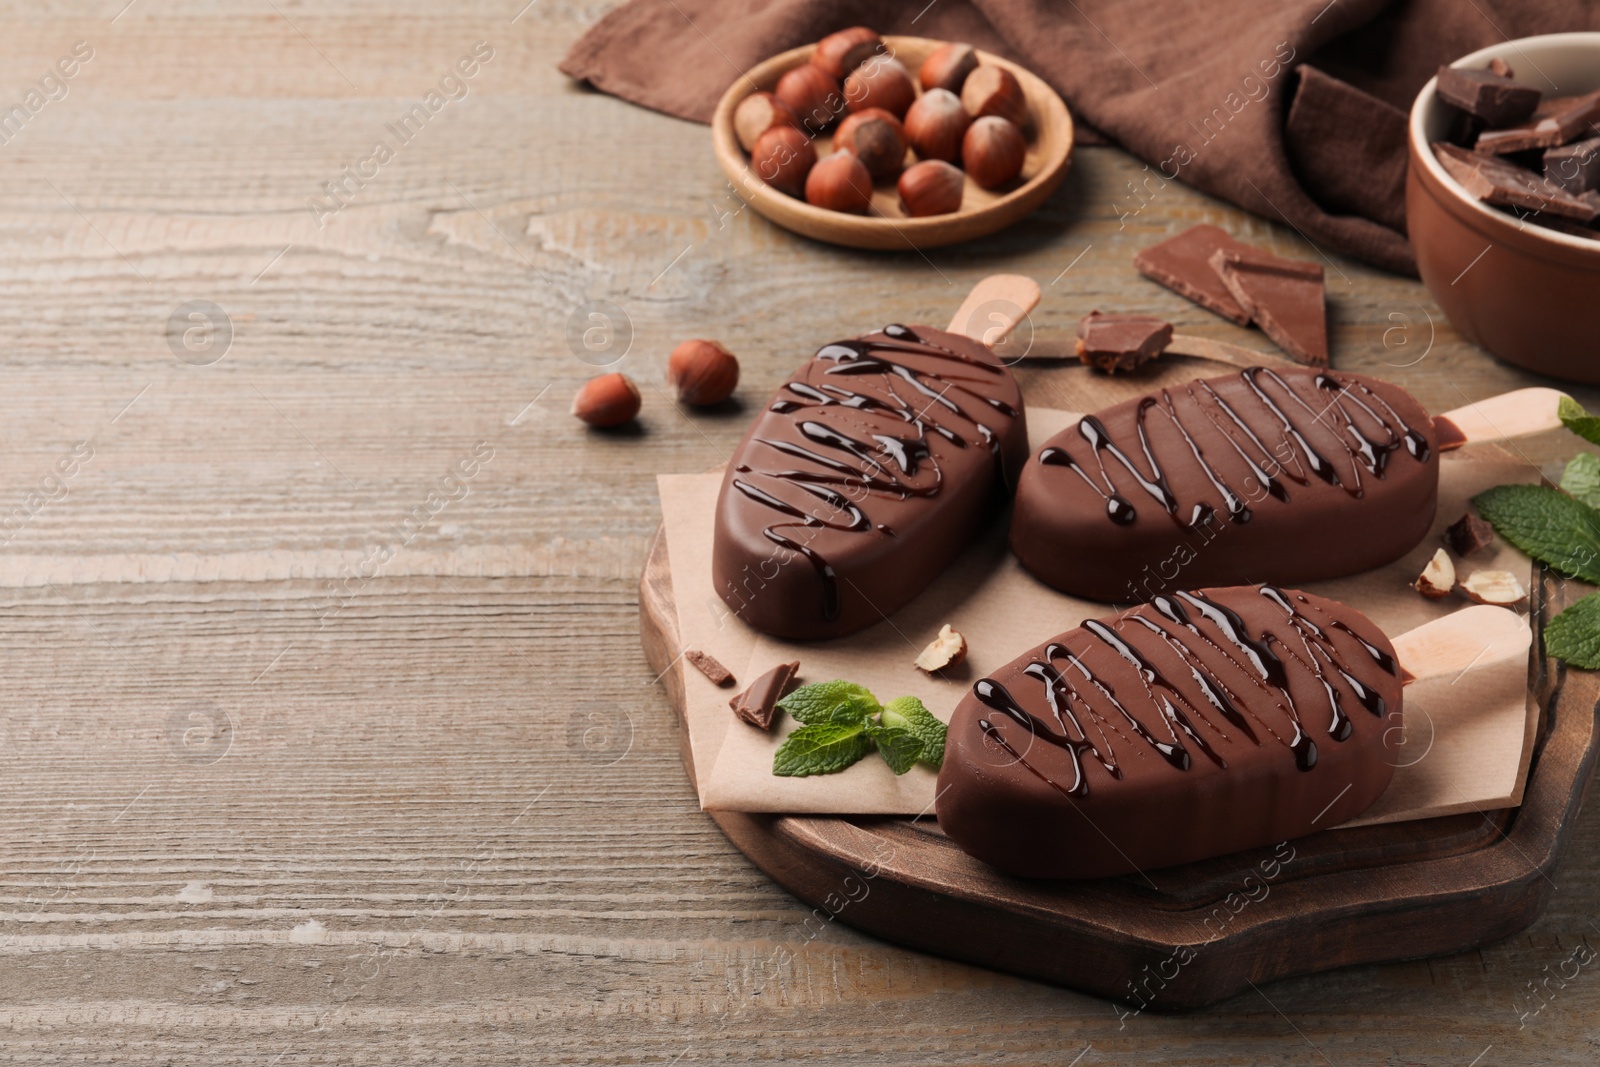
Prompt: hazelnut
<box><xmin>811</xmin><ymin>26</ymin><xmax>884</xmax><ymax>80</ymax></box>
<box><xmin>572</xmin><ymin>373</ymin><xmax>640</xmax><ymax>428</ymax></box>
<box><xmin>919</xmin><ymin>42</ymin><xmax>979</xmax><ymax>93</ymax></box>
<box><xmin>805</xmin><ymin>151</ymin><xmax>874</xmax><ymax>214</ymax></box>
<box><xmin>734</xmin><ymin>91</ymin><xmax>798</xmax><ymax>152</ymax></box>
<box><xmin>961</xmin><ymin>64</ymin><xmax>1028</xmax><ymax>129</ymax></box>
<box><xmin>962</xmin><ymin>115</ymin><xmax>1026</xmax><ymax>188</ymax></box>
<box><xmin>667</xmin><ymin>339</ymin><xmax>739</xmax><ymax>406</ymax></box>
<box><xmin>776</xmin><ymin>63</ymin><xmax>843</xmax><ymax>132</ymax></box>
<box><xmin>750</xmin><ymin>125</ymin><xmax>817</xmax><ymax>197</ymax></box>
<box><xmin>833</xmin><ymin>108</ymin><xmax>907</xmax><ymax>180</ymax></box>
<box><xmin>843</xmin><ymin>56</ymin><xmax>916</xmax><ymax>119</ymax></box>
<box><xmin>898</xmin><ymin>159</ymin><xmax>964</xmax><ymax>216</ymax></box>
<box><xmin>1412</xmin><ymin>549</ymin><xmax>1456</xmax><ymax>599</ymax></box>
<box><xmin>903</xmin><ymin>87</ymin><xmax>970</xmax><ymax>162</ymax></box>
<box><xmin>1457</xmin><ymin>569</ymin><xmax>1528</xmax><ymax>607</ymax></box>
<box><xmin>914</xmin><ymin>624</ymin><xmax>968</xmax><ymax>673</ymax></box>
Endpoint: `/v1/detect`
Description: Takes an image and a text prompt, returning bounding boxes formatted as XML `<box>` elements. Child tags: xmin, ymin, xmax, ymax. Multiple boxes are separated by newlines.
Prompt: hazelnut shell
<box><xmin>898</xmin><ymin>159</ymin><xmax>964</xmax><ymax>217</ymax></box>
<box><xmin>962</xmin><ymin>115</ymin><xmax>1026</xmax><ymax>189</ymax></box>
<box><xmin>811</xmin><ymin>26</ymin><xmax>884</xmax><ymax>80</ymax></box>
<box><xmin>833</xmin><ymin>108</ymin><xmax>907</xmax><ymax>180</ymax></box>
<box><xmin>919</xmin><ymin>42</ymin><xmax>979</xmax><ymax>93</ymax></box>
<box><xmin>903</xmin><ymin>87</ymin><xmax>970</xmax><ymax>162</ymax></box>
<box><xmin>961</xmin><ymin>64</ymin><xmax>1029</xmax><ymax>129</ymax></box>
<box><xmin>668</xmin><ymin>339</ymin><xmax>739</xmax><ymax>406</ymax></box>
<box><xmin>750</xmin><ymin>125</ymin><xmax>817</xmax><ymax>197</ymax></box>
<box><xmin>805</xmin><ymin>151</ymin><xmax>874</xmax><ymax>214</ymax></box>
<box><xmin>843</xmin><ymin>56</ymin><xmax>916</xmax><ymax>119</ymax></box>
<box><xmin>776</xmin><ymin>63</ymin><xmax>843</xmax><ymax>131</ymax></box>
<box><xmin>572</xmin><ymin>373</ymin><xmax>641</xmax><ymax>428</ymax></box>
<box><xmin>733</xmin><ymin>92</ymin><xmax>798</xmax><ymax>153</ymax></box>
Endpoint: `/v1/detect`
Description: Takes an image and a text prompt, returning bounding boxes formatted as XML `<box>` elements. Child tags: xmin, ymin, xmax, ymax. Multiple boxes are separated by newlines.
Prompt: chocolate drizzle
<box><xmin>731</xmin><ymin>324</ymin><xmax>1018</xmax><ymax>621</ymax></box>
<box><xmin>1038</xmin><ymin>367</ymin><xmax>1430</xmax><ymax>530</ymax></box>
<box><xmin>973</xmin><ymin>585</ymin><xmax>1400</xmax><ymax>799</ymax></box>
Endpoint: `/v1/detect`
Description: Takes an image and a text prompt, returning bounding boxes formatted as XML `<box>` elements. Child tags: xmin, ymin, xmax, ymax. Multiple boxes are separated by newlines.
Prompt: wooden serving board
<box><xmin>640</xmin><ymin>529</ymin><xmax>1600</xmax><ymax>1011</ymax></box>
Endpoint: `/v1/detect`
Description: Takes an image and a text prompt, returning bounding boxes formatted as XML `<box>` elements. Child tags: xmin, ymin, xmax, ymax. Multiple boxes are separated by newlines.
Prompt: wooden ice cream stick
<box><xmin>1432</xmin><ymin>388</ymin><xmax>1570</xmax><ymax>451</ymax></box>
<box><xmin>1163</xmin><ymin>333</ymin><xmax>1295</xmax><ymax>367</ymax></box>
<box><xmin>947</xmin><ymin>274</ymin><xmax>1041</xmax><ymax>345</ymax></box>
<box><xmin>1390</xmin><ymin>604</ymin><xmax>1531</xmax><ymax>686</ymax></box>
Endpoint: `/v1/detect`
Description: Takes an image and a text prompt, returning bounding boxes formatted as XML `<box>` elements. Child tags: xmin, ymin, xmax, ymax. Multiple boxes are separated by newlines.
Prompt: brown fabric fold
<box><xmin>562</xmin><ymin>0</ymin><xmax>1600</xmax><ymax>275</ymax></box>
<box><xmin>1286</xmin><ymin>64</ymin><xmax>1409</xmax><ymax>234</ymax></box>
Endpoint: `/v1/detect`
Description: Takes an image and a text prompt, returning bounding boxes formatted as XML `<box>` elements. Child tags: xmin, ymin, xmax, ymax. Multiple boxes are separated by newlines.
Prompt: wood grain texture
<box><xmin>0</xmin><ymin>1</ymin><xmax>1597</xmax><ymax>1063</ymax></box>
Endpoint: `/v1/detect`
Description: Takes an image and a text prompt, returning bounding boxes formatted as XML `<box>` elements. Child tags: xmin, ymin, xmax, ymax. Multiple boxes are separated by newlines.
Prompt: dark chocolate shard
<box><xmin>1074</xmin><ymin>310</ymin><xmax>1173</xmax><ymax>374</ymax></box>
<box><xmin>1209</xmin><ymin>249</ymin><xmax>1328</xmax><ymax>367</ymax></box>
<box><xmin>685</xmin><ymin>649</ymin><xmax>735</xmax><ymax>687</ymax></box>
<box><xmin>1434</xmin><ymin>142</ymin><xmax>1600</xmax><ymax>221</ymax></box>
<box><xmin>1445</xmin><ymin>511</ymin><xmax>1497</xmax><ymax>557</ymax></box>
<box><xmin>730</xmin><ymin>661</ymin><xmax>799</xmax><ymax>731</ymax></box>
<box><xmin>1546</xmin><ymin>135</ymin><xmax>1600</xmax><ymax>193</ymax></box>
<box><xmin>1010</xmin><ymin>366</ymin><xmax>1438</xmax><ymax>602</ymax></box>
<box><xmin>1476</xmin><ymin>89</ymin><xmax>1600</xmax><ymax>154</ymax></box>
<box><xmin>935</xmin><ymin>585</ymin><xmax>1402</xmax><ymax>879</ymax></box>
<box><xmin>1435</xmin><ymin>65</ymin><xmax>1541</xmax><ymax>127</ymax></box>
<box><xmin>713</xmin><ymin>324</ymin><xmax>1028</xmax><ymax>640</ymax></box>
<box><xmin>1133</xmin><ymin>225</ymin><xmax>1253</xmax><ymax>325</ymax></box>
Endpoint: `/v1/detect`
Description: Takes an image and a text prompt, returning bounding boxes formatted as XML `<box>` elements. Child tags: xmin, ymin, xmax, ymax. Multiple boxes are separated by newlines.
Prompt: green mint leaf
<box><xmin>1545</xmin><ymin>592</ymin><xmax>1600</xmax><ymax>669</ymax></box>
<box><xmin>882</xmin><ymin>696</ymin><xmax>947</xmax><ymax>770</ymax></box>
<box><xmin>1561</xmin><ymin>453</ymin><xmax>1600</xmax><ymax>509</ymax></box>
<box><xmin>865</xmin><ymin>721</ymin><xmax>923</xmax><ymax>775</ymax></box>
<box><xmin>777</xmin><ymin>680</ymin><xmax>880</xmax><ymax>725</ymax></box>
<box><xmin>1474</xmin><ymin>484</ymin><xmax>1600</xmax><ymax>584</ymax></box>
<box><xmin>1559</xmin><ymin>396</ymin><xmax>1600</xmax><ymax>446</ymax></box>
<box><xmin>772</xmin><ymin>721</ymin><xmax>873</xmax><ymax>777</ymax></box>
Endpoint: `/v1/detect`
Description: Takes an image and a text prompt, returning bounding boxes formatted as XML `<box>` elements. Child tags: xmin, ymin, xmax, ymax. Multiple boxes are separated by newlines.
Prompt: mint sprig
<box><xmin>772</xmin><ymin>681</ymin><xmax>947</xmax><ymax>777</ymax></box>
<box><xmin>1474</xmin><ymin>395</ymin><xmax>1600</xmax><ymax>670</ymax></box>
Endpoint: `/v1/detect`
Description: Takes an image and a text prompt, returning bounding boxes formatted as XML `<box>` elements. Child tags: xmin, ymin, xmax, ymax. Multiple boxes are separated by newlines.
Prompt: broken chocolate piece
<box><xmin>1436</xmin><ymin>65</ymin><xmax>1542</xmax><ymax>127</ymax></box>
<box><xmin>1476</xmin><ymin>89</ymin><xmax>1600</xmax><ymax>154</ymax></box>
<box><xmin>1434</xmin><ymin>142</ymin><xmax>1600</xmax><ymax>221</ymax></box>
<box><xmin>1209</xmin><ymin>248</ymin><xmax>1328</xmax><ymax>367</ymax></box>
<box><xmin>1074</xmin><ymin>310</ymin><xmax>1174</xmax><ymax>374</ymax></box>
<box><xmin>935</xmin><ymin>585</ymin><xmax>1403</xmax><ymax>879</ymax></box>
<box><xmin>1544</xmin><ymin>135</ymin><xmax>1600</xmax><ymax>193</ymax></box>
<box><xmin>729</xmin><ymin>661</ymin><xmax>799</xmax><ymax>731</ymax></box>
<box><xmin>1445</xmin><ymin>511</ymin><xmax>1497</xmax><ymax>557</ymax></box>
<box><xmin>684</xmin><ymin>649</ymin><xmax>735</xmax><ymax>687</ymax></box>
<box><xmin>1133</xmin><ymin>225</ymin><xmax>1253</xmax><ymax>325</ymax></box>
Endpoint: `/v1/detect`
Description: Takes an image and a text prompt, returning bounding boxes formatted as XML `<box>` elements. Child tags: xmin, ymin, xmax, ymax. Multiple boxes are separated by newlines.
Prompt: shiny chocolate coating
<box><xmin>713</xmin><ymin>324</ymin><xmax>1027</xmax><ymax>640</ymax></box>
<box><xmin>936</xmin><ymin>585</ymin><xmax>1401</xmax><ymax>880</ymax></box>
<box><xmin>1010</xmin><ymin>367</ymin><xmax>1437</xmax><ymax>603</ymax></box>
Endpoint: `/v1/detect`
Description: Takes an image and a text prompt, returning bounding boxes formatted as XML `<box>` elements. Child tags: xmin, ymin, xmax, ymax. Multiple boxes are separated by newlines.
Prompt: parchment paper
<box><xmin>656</xmin><ymin>409</ymin><xmax>1539</xmax><ymax>827</ymax></box>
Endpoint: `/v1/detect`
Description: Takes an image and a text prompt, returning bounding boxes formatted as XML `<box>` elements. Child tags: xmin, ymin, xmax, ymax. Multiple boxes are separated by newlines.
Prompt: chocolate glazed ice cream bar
<box><xmin>713</xmin><ymin>276</ymin><xmax>1037</xmax><ymax>640</ymax></box>
<box><xmin>935</xmin><ymin>588</ymin><xmax>1529</xmax><ymax>880</ymax></box>
<box><xmin>1010</xmin><ymin>366</ymin><xmax>1566</xmax><ymax>603</ymax></box>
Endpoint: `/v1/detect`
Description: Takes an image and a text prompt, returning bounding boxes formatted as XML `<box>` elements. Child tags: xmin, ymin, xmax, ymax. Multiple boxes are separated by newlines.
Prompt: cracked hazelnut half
<box><xmin>914</xmin><ymin>624</ymin><xmax>968</xmax><ymax>672</ymax></box>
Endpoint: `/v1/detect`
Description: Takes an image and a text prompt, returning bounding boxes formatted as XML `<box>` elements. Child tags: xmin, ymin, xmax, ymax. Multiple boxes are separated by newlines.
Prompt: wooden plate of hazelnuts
<box><xmin>711</xmin><ymin>30</ymin><xmax>1073</xmax><ymax>250</ymax></box>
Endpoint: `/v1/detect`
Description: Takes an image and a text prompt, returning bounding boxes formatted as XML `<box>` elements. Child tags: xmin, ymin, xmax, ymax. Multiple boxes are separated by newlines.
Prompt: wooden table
<box><xmin>1</xmin><ymin>3</ymin><xmax>1596</xmax><ymax>1062</ymax></box>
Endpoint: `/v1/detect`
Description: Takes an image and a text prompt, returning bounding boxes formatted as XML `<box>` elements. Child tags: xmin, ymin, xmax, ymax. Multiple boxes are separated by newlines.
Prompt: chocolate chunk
<box><xmin>1436</xmin><ymin>65</ymin><xmax>1542</xmax><ymax>127</ymax></box>
<box><xmin>1010</xmin><ymin>366</ymin><xmax>1438</xmax><ymax>602</ymax></box>
<box><xmin>684</xmin><ymin>649</ymin><xmax>735</xmax><ymax>687</ymax></box>
<box><xmin>1133</xmin><ymin>225</ymin><xmax>1253</xmax><ymax>325</ymax></box>
<box><xmin>935</xmin><ymin>585</ymin><xmax>1402</xmax><ymax>879</ymax></box>
<box><xmin>1476</xmin><ymin>89</ymin><xmax>1600</xmax><ymax>154</ymax></box>
<box><xmin>1434</xmin><ymin>142</ymin><xmax>1600</xmax><ymax>221</ymax></box>
<box><xmin>713</xmin><ymin>324</ymin><xmax>1027</xmax><ymax>640</ymax></box>
<box><xmin>1074</xmin><ymin>310</ymin><xmax>1174</xmax><ymax>374</ymax></box>
<box><xmin>1545</xmin><ymin>135</ymin><xmax>1600</xmax><ymax>193</ymax></box>
<box><xmin>1209</xmin><ymin>248</ymin><xmax>1327</xmax><ymax>367</ymax></box>
<box><xmin>1488</xmin><ymin>57</ymin><xmax>1515</xmax><ymax>80</ymax></box>
<box><xmin>729</xmin><ymin>661</ymin><xmax>799</xmax><ymax>731</ymax></box>
<box><xmin>1445</xmin><ymin>511</ymin><xmax>1497</xmax><ymax>557</ymax></box>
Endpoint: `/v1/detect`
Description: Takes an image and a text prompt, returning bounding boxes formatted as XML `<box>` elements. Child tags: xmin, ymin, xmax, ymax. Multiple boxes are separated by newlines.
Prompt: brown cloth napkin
<box><xmin>561</xmin><ymin>0</ymin><xmax>1599</xmax><ymax>275</ymax></box>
